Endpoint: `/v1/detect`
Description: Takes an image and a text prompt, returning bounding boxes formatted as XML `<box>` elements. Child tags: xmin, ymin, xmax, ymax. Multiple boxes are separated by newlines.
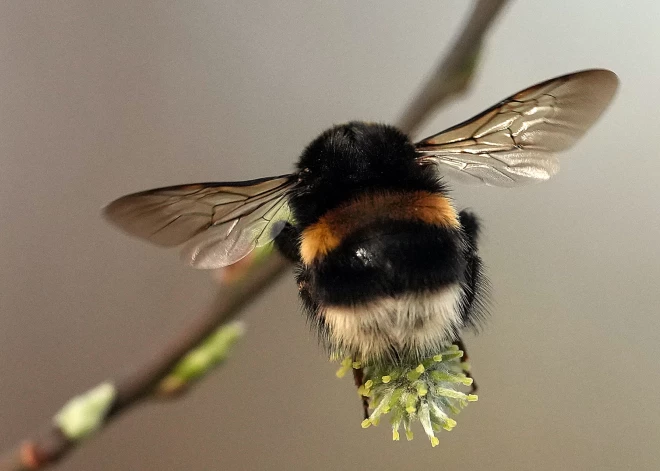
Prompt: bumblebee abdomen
<box><xmin>299</xmin><ymin>190</ymin><xmax>464</xmax><ymax>305</ymax></box>
<box><xmin>294</xmin><ymin>190</ymin><xmax>481</xmax><ymax>363</ymax></box>
<box><xmin>312</xmin><ymin>219</ymin><xmax>466</xmax><ymax>306</ymax></box>
<box><xmin>298</xmin><ymin>215</ymin><xmax>471</xmax><ymax>363</ymax></box>
<box><xmin>321</xmin><ymin>285</ymin><xmax>465</xmax><ymax>363</ymax></box>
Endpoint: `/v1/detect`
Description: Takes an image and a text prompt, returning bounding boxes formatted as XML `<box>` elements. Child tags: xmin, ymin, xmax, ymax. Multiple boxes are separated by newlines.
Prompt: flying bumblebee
<box><xmin>105</xmin><ymin>69</ymin><xmax>618</xmax><ymax>368</ymax></box>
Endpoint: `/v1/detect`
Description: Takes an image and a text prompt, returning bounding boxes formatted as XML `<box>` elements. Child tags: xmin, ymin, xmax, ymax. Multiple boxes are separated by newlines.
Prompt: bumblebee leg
<box><xmin>458</xmin><ymin>209</ymin><xmax>488</xmax><ymax>332</ymax></box>
<box><xmin>458</xmin><ymin>210</ymin><xmax>481</xmax><ymax>245</ymax></box>
<box><xmin>352</xmin><ymin>366</ymin><xmax>370</xmax><ymax>419</ymax></box>
<box><xmin>274</xmin><ymin>222</ymin><xmax>302</xmax><ymax>263</ymax></box>
<box><xmin>455</xmin><ymin>337</ymin><xmax>478</xmax><ymax>393</ymax></box>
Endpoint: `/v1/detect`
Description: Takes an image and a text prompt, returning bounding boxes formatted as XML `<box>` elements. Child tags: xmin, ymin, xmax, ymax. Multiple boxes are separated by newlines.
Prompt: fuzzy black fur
<box><xmin>276</xmin><ymin>215</ymin><xmax>487</xmax><ymax>336</ymax></box>
<box><xmin>273</xmin><ymin>222</ymin><xmax>301</xmax><ymax>263</ymax></box>
<box><xmin>288</xmin><ymin>122</ymin><xmax>444</xmax><ymax>228</ymax></box>
<box><xmin>457</xmin><ymin>210</ymin><xmax>489</xmax><ymax>330</ymax></box>
<box><xmin>311</xmin><ymin>219</ymin><xmax>467</xmax><ymax>306</ymax></box>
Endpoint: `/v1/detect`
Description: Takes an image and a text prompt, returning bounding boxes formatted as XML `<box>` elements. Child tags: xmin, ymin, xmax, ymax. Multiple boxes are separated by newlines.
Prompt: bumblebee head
<box><xmin>290</xmin><ymin>122</ymin><xmax>441</xmax><ymax>228</ymax></box>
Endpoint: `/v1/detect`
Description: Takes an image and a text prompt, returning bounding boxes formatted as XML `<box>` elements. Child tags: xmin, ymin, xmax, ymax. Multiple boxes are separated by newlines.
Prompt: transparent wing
<box><xmin>104</xmin><ymin>174</ymin><xmax>295</xmax><ymax>269</ymax></box>
<box><xmin>414</xmin><ymin>69</ymin><xmax>619</xmax><ymax>187</ymax></box>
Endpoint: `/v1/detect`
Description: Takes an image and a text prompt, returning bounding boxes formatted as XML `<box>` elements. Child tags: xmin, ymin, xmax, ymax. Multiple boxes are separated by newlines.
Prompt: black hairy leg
<box><xmin>352</xmin><ymin>366</ymin><xmax>370</xmax><ymax>420</ymax></box>
<box><xmin>459</xmin><ymin>209</ymin><xmax>481</xmax><ymax>245</ymax></box>
<box><xmin>458</xmin><ymin>210</ymin><xmax>488</xmax><ymax>330</ymax></box>
<box><xmin>456</xmin><ymin>210</ymin><xmax>485</xmax><ymax>393</ymax></box>
<box><xmin>274</xmin><ymin>222</ymin><xmax>329</xmax><ymax>339</ymax></box>
<box><xmin>274</xmin><ymin>222</ymin><xmax>302</xmax><ymax>263</ymax></box>
<box><xmin>454</xmin><ymin>336</ymin><xmax>478</xmax><ymax>394</ymax></box>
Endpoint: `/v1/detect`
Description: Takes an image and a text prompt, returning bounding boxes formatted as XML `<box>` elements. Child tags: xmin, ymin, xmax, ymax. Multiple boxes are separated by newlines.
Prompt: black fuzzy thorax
<box><xmin>289</xmin><ymin>122</ymin><xmax>444</xmax><ymax>229</ymax></box>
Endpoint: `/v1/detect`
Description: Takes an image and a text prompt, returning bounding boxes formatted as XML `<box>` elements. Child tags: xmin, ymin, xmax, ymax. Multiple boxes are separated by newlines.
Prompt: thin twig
<box><xmin>0</xmin><ymin>253</ymin><xmax>290</xmax><ymax>471</ymax></box>
<box><xmin>396</xmin><ymin>0</ymin><xmax>509</xmax><ymax>136</ymax></box>
<box><xmin>0</xmin><ymin>2</ymin><xmax>509</xmax><ymax>469</ymax></box>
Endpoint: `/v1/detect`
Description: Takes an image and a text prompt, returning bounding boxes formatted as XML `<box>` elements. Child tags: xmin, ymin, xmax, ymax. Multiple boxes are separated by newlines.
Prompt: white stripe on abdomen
<box><xmin>322</xmin><ymin>284</ymin><xmax>463</xmax><ymax>362</ymax></box>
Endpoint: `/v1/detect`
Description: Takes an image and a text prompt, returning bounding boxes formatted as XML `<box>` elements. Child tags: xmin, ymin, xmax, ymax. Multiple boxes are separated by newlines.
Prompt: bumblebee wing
<box><xmin>104</xmin><ymin>174</ymin><xmax>295</xmax><ymax>269</ymax></box>
<box><xmin>414</xmin><ymin>69</ymin><xmax>618</xmax><ymax>187</ymax></box>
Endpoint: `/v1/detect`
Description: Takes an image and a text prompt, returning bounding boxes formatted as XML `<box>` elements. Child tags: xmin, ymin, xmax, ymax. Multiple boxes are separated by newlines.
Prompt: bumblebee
<box><xmin>105</xmin><ymin>69</ymin><xmax>618</xmax><ymax>366</ymax></box>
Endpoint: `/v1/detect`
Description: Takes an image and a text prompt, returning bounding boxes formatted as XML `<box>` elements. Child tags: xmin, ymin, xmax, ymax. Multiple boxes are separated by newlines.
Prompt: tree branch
<box><xmin>0</xmin><ymin>252</ymin><xmax>290</xmax><ymax>470</ymax></box>
<box><xmin>396</xmin><ymin>0</ymin><xmax>509</xmax><ymax>136</ymax></box>
<box><xmin>0</xmin><ymin>1</ymin><xmax>509</xmax><ymax>469</ymax></box>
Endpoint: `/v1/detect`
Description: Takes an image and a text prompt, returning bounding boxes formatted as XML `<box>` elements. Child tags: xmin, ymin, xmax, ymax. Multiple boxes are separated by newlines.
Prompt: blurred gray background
<box><xmin>1</xmin><ymin>1</ymin><xmax>659</xmax><ymax>470</ymax></box>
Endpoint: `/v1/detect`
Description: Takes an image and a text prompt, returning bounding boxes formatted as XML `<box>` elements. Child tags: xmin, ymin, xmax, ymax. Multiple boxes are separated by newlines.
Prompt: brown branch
<box><xmin>396</xmin><ymin>0</ymin><xmax>510</xmax><ymax>136</ymax></box>
<box><xmin>0</xmin><ymin>253</ymin><xmax>290</xmax><ymax>470</ymax></box>
<box><xmin>0</xmin><ymin>2</ymin><xmax>509</xmax><ymax>469</ymax></box>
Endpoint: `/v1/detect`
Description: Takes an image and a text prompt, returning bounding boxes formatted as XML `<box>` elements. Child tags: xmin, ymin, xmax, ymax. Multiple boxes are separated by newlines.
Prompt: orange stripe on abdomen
<box><xmin>300</xmin><ymin>190</ymin><xmax>459</xmax><ymax>265</ymax></box>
